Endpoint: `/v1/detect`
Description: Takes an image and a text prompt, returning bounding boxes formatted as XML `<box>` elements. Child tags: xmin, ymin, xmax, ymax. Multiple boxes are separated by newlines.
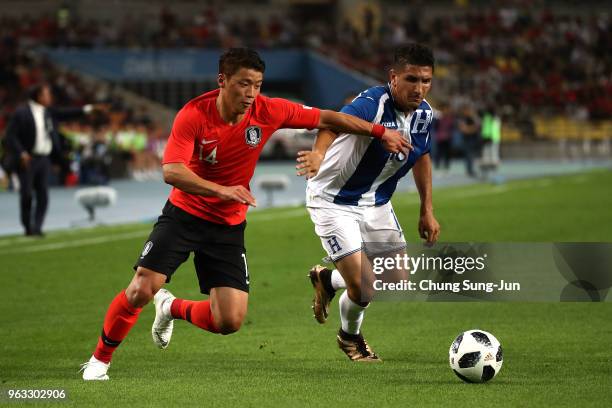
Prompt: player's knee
<box><xmin>125</xmin><ymin>270</ymin><xmax>158</xmax><ymax>307</ymax></box>
<box><xmin>125</xmin><ymin>285</ymin><xmax>153</xmax><ymax>308</ymax></box>
<box><xmin>345</xmin><ymin>281</ymin><xmax>361</xmax><ymax>296</ymax></box>
<box><xmin>346</xmin><ymin>283</ymin><xmax>373</xmax><ymax>305</ymax></box>
<box><xmin>216</xmin><ymin>315</ymin><xmax>244</xmax><ymax>335</ymax></box>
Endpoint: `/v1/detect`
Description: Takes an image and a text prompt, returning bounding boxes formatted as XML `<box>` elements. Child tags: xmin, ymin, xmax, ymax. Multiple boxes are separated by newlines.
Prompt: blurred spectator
<box><xmin>433</xmin><ymin>102</ymin><xmax>454</xmax><ymax>173</ymax></box>
<box><xmin>71</xmin><ymin>124</ymin><xmax>112</xmax><ymax>185</ymax></box>
<box><xmin>480</xmin><ymin>106</ymin><xmax>502</xmax><ymax>175</ymax></box>
<box><xmin>457</xmin><ymin>104</ymin><xmax>481</xmax><ymax>178</ymax></box>
<box><xmin>3</xmin><ymin>83</ymin><xmax>101</xmax><ymax>236</ymax></box>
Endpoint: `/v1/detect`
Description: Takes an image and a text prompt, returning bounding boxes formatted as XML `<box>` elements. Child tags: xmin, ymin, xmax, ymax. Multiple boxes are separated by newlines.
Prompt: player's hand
<box><xmin>296</xmin><ymin>151</ymin><xmax>323</xmax><ymax>179</ymax></box>
<box><xmin>20</xmin><ymin>152</ymin><xmax>31</xmax><ymax>169</ymax></box>
<box><xmin>382</xmin><ymin>128</ymin><xmax>412</xmax><ymax>154</ymax></box>
<box><xmin>418</xmin><ymin>212</ymin><xmax>440</xmax><ymax>246</ymax></box>
<box><xmin>218</xmin><ymin>185</ymin><xmax>257</xmax><ymax>207</ymax></box>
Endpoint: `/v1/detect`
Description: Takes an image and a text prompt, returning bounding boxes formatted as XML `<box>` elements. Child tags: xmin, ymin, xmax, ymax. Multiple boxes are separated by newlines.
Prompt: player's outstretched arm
<box><xmin>317</xmin><ymin>110</ymin><xmax>412</xmax><ymax>154</ymax></box>
<box><xmin>412</xmin><ymin>153</ymin><xmax>440</xmax><ymax>245</ymax></box>
<box><xmin>163</xmin><ymin>163</ymin><xmax>257</xmax><ymax>206</ymax></box>
<box><xmin>296</xmin><ymin>129</ymin><xmax>338</xmax><ymax>178</ymax></box>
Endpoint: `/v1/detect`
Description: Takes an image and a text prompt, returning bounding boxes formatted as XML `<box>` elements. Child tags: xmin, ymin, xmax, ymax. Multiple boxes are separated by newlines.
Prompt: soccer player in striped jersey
<box><xmin>297</xmin><ymin>43</ymin><xmax>440</xmax><ymax>362</ymax></box>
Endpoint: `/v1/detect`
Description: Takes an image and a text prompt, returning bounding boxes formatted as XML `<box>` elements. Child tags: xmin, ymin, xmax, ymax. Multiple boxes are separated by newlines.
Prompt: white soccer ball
<box><xmin>449</xmin><ymin>329</ymin><xmax>503</xmax><ymax>383</ymax></box>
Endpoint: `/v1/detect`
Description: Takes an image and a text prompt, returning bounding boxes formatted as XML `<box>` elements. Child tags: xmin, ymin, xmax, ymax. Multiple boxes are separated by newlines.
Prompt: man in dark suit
<box><xmin>4</xmin><ymin>83</ymin><xmax>100</xmax><ymax>236</ymax></box>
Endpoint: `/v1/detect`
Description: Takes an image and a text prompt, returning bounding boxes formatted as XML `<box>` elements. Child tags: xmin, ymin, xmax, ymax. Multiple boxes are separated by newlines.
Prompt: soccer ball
<box><xmin>449</xmin><ymin>330</ymin><xmax>503</xmax><ymax>383</ymax></box>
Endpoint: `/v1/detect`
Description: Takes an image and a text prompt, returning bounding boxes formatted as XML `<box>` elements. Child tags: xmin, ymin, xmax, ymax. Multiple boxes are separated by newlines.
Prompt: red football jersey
<box><xmin>163</xmin><ymin>89</ymin><xmax>320</xmax><ymax>225</ymax></box>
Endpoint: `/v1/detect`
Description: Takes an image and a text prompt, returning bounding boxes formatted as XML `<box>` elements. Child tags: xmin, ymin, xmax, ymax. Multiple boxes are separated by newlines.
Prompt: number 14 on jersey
<box><xmin>199</xmin><ymin>145</ymin><xmax>218</xmax><ymax>165</ymax></box>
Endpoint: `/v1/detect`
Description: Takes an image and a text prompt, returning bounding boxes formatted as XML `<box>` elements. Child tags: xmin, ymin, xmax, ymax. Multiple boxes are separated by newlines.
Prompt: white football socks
<box><xmin>339</xmin><ymin>290</ymin><xmax>367</xmax><ymax>335</ymax></box>
<box><xmin>330</xmin><ymin>269</ymin><xmax>346</xmax><ymax>290</ymax></box>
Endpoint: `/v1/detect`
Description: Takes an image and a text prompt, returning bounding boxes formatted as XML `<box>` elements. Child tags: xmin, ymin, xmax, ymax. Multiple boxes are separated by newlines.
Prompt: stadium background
<box><xmin>0</xmin><ymin>0</ymin><xmax>610</xmax><ymax>406</ymax></box>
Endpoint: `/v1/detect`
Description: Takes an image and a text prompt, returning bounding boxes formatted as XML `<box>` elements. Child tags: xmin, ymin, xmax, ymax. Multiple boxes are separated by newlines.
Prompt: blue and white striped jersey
<box><xmin>307</xmin><ymin>84</ymin><xmax>433</xmax><ymax>207</ymax></box>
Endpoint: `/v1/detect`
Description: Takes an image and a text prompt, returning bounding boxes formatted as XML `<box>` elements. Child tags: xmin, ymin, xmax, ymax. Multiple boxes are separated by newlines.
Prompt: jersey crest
<box><xmin>245</xmin><ymin>126</ymin><xmax>262</xmax><ymax>147</ymax></box>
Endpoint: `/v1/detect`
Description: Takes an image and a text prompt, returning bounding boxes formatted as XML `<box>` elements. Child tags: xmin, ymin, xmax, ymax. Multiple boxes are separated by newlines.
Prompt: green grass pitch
<box><xmin>1</xmin><ymin>169</ymin><xmax>611</xmax><ymax>407</ymax></box>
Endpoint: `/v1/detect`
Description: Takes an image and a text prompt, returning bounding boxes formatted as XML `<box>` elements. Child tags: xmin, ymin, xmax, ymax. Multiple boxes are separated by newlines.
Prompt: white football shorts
<box><xmin>307</xmin><ymin>194</ymin><xmax>406</xmax><ymax>263</ymax></box>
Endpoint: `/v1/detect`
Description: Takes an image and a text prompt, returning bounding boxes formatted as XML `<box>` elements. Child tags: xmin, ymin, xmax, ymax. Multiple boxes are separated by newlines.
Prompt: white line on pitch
<box><xmin>0</xmin><ymin>208</ymin><xmax>308</xmax><ymax>255</ymax></box>
<box><xmin>0</xmin><ymin>230</ymin><xmax>148</xmax><ymax>255</ymax></box>
<box><xmin>0</xmin><ymin>227</ymin><xmax>151</xmax><ymax>248</ymax></box>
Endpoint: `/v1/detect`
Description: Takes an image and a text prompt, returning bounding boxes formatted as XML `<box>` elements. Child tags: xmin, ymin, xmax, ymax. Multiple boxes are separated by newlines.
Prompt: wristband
<box><xmin>370</xmin><ymin>124</ymin><xmax>385</xmax><ymax>139</ymax></box>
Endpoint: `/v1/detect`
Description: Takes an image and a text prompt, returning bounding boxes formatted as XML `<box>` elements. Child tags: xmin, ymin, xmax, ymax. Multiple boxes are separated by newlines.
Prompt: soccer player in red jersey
<box><xmin>80</xmin><ymin>48</ymin><xmax>411</xmax><ymax>380</ymax></box>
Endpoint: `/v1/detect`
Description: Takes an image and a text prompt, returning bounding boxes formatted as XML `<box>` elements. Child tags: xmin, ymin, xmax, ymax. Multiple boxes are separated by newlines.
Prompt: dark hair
<box><xmin>27</xmin><ymin>82</ymin><xmax>51</xmax><ymax>102</ymax></box>
<box><xmin>393</xmin><ymin>43</ymin><xmax>435</xmax><ymax>72</ymax></box>
<box><xmin>218</xmin><ymin>48</ymin><xmax>266</xmax><ymax>77</ymax></box>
